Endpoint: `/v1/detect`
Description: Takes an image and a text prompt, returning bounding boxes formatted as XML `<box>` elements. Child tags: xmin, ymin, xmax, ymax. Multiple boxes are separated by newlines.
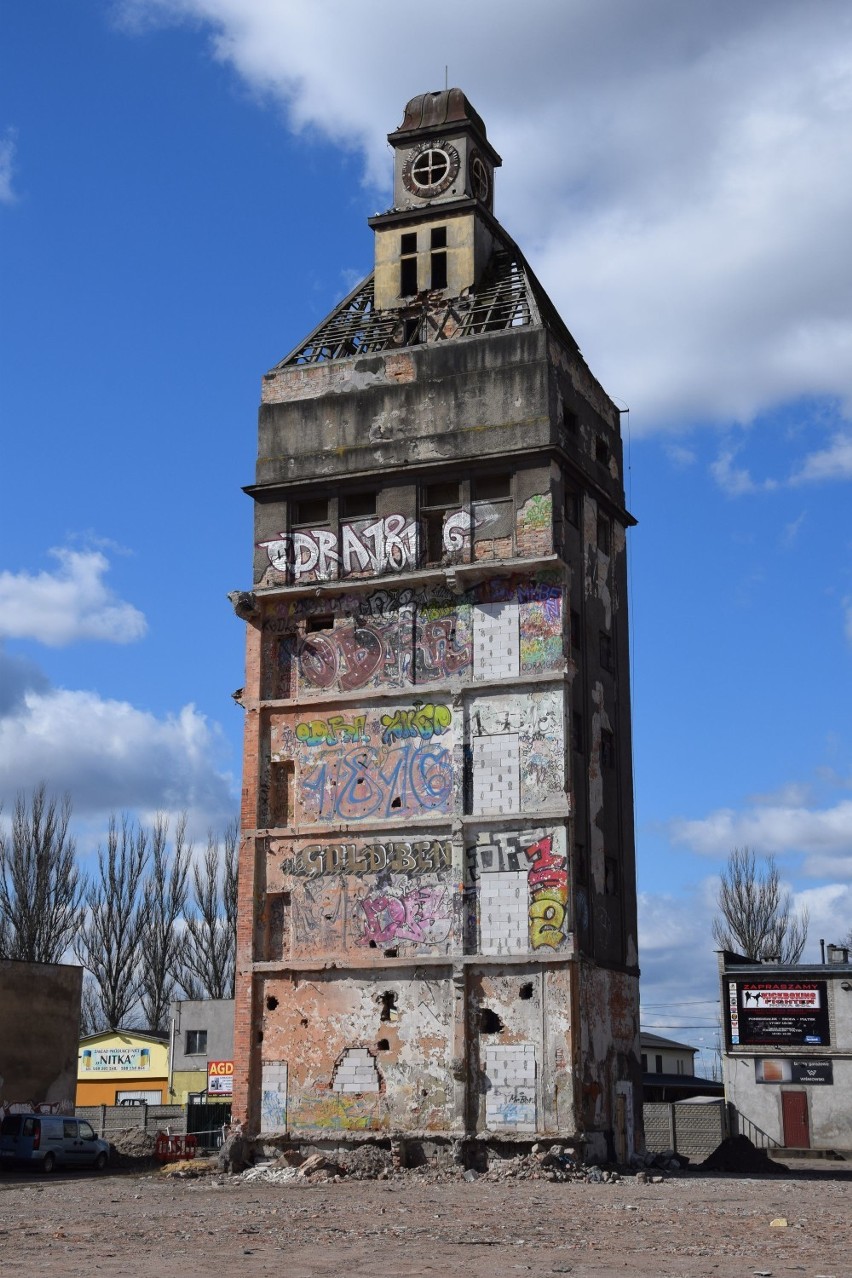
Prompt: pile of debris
<box><xmin>105</xmin><ymin>1127</ymin><xmax>160</xmax><ymax>1168</ymax></box>
<box><xmin>700</xmin><ymin>1136</ymin><xmax>788</xmax><ymax>1175</ymax></box>
<box><xmin>629</xmin><ymin>1149</ymin><xmax>690</xmax><ymax>1174</ymax></box>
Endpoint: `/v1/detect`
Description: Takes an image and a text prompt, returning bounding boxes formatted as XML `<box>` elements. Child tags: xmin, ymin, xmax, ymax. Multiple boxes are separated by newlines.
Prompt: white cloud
<box><xmin>118</xmin><ymin>0</ymin><xmax>852</xmax><ymax>429</ymax></box>
<box><xmin>0</xmin><ymin>127</ymin><xmax>17</xmax><ymax>204</ymax></box>
<box><xmin>0</xmin><ymin>684</ymin><xmax>235</xmax><ymax>830</ymax></box>
<box><xmin>790</xmin><ymin>431</ymin><xmax>852</xmax><ymax>484</ymax></box>
<box><xmin>709</xmin><ymin>444</ymin><xmax>778</xmax><ymax>496</ymax></box>
<box><xmin>0</xmin><ymin>548</ymin><xmax>147</xmax><ymax>646</ymax></box>
<box><xmin>670</xmin><ymin>798</ymin><xmax>852</xmax><ymax>871</ymax></box>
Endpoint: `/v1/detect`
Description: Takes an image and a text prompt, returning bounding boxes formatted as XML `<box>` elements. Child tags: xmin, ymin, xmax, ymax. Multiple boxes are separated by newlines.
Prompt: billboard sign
<box><xmin>207</xmin><ymin>1060</ymin><xmax>234</xmax><ymax>1095</ymax></box>
<box><xmin>728</xmin><ymin>980</ymin><xmax>830</xmax><ymax>1047</ymax></box>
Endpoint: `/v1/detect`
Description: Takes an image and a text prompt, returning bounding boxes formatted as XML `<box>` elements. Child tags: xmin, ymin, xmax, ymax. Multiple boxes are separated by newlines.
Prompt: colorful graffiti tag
<box><xmin>380</xmin><ymin>702</ymin><xmax>451</xmax><ymax>743</ymax></box>
<box><xmin>359</xmin><ymin>884</ymin><xmax>450</xmax><ymax>946</ymax></box>
<box><xmin>524</xmin><ymin>835</ymin><xmax>568</xmax><ymax>950</ymax></box>
<box><xmin>467</xmin><ymin>829</ymin><xmax>569</xmax><ymax>952</ymax></box>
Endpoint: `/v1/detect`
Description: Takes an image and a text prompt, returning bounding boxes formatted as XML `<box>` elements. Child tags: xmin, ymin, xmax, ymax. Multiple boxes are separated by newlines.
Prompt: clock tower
<box><xmin>370</xmin><ymin>89</ymin><xmax>503</xmax><ymax>309</ymax></box>
<box><xmin>232</xmin><ymin>90</ymin><xmax>641</xmax><ymax>1168</ymax></box>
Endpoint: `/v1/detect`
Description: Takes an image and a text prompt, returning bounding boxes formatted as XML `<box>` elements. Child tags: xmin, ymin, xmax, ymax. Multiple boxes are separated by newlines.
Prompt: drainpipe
<box><xmin>168</xmin><ymin>1007</ymin><xmax>178</xmax><ymax>1099</ymax></box>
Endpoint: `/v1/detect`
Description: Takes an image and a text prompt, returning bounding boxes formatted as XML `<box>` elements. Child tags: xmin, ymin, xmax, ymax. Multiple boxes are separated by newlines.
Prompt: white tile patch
<box><xmin>485</xmin><ymin>1043</ymin><xmax>536</xmax><ymax>1131</ymax></box>
<box><xmin>260</xmin><ymin>1061</ymin><xmax>288</xmax><ymax>1133</ymax></box>
<box><xmin>471</xmin><ymin>732</ymin><xmax>520</xmax><ymax>814</ymax></box>
<box><xmin>473</xmin><ymin>603</ymin><xmax>520</xmax><ymax>680</ymax></box>
<box><xmin>479</xmin><ymin>870</ymin><xmax>527</xmax><ymax>955</ymax></box>
<box><xmin>332</xmin><ymin>1047</ymin><xmax>381</xmax><ymax>1093</ymax></box>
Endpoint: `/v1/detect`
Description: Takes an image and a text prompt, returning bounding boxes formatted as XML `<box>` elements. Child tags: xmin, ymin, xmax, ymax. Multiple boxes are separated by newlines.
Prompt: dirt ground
<box><xmin>1</xmin><ymin>1161</ymin><xmax>850</xmax><ymax>1277</ymax></box>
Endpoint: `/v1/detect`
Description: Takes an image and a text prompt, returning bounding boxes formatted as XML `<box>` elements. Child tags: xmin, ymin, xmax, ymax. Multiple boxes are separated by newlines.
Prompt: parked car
<box><xmin>0</xmin><ymin>1113</ymin><xmax>110</xmax><ymax>1172</ymax></box>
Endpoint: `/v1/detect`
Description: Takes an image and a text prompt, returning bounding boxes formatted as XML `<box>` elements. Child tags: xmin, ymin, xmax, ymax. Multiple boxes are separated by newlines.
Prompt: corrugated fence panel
<box><xmin>644</xmin><ymin>1101</ymin><xmax>726</xmax><ymax>1157</ymax></box>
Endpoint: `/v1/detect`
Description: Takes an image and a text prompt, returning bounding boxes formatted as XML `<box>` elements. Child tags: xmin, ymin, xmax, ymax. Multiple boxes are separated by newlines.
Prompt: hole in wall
<box><xmin>390</xmin><ymin>796</ymin><xmax>402</xmax><ymax>809</ymax></box>
<box><xmin>300</xmin><ymin>1018</ymin><xmax>309</xmax><ymax>1028</ymax></box>
<box><xmin>379</xmin><ymin>991</ymin><xmax>398</xmax><ymax>1022</ymax></box>
<box><xmin>421</xmin><ymin>1089</ymin><xmax>428</xmax><ymax>1098</ymax></box>
<box><xmin>376</xmin><ymin>1039</ymin><xmax>390</xmax><ymax>1051</ymax></box>
<box><xmin>266</xmin><ymin>995</ymin><xmax>279</xmax><ymax>1011</ymax></box>
<box><xmin>519</xmin><ymin>982</ymin><xmax>534</xmax><ymax>1001</ymax></box>
<box><xmin>479</xmin><ymin>1008</ymin><xmax>504</xmax><ymax>1033</ymax></box>
<box><xmin>384</xmin><ymin>947</ymin><xmax>398</xmax><ymax>958</ymax></box>
<box><xmin>256</xmin><ymin>1031</ymin><xmax>264</xmax><ymax>1044</ymax></box>
<box><xmin>368</xmin><ymin>940</ymin><xmax>377</xmax><ymax>949</ymax></box>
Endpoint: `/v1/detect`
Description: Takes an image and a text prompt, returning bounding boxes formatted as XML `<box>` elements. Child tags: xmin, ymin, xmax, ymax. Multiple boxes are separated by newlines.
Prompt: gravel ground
<box><xmin>1</xmin><ymin>1162</ymin><xmax>850</xmax><ymax>1277</ymax></box>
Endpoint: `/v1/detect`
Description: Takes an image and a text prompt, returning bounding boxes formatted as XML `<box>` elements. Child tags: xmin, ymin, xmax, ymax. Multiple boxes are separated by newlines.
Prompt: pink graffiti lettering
<box><xmin>360</xmin><ymin>885</ymin><xmax>448</xmax><ymax>945</ymax></box>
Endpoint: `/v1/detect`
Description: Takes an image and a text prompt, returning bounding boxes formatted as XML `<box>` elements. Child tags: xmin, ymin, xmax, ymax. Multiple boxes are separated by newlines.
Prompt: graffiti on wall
<box><xmin>359</xmin><ymin>883</ymin><xmax>451</xmax><ymax>946</ymax></box>
<box><xmin>260</xmin><ymin>505</ymin><xmax>502</xmax><ymax>584</ymax></box>
<box><xmin>467</xmin><ymin>828</ymin><xmax>569</xmax><ymax>952</ymax></box>
<box><xmin>278</xmin><ymin>838</ymin><xmax>452</xmax><ymax>878</ymax></box>
<box><xmin>469</xmin><ymin>689</ymin><xmax>564</xmax><ymax>806</ymax></box>
<box><xmin>260</xmin><ymin>515</ymin><xmax>418</xmax><ymax>581</ymax></box>
<box><xmin>524</xmin><ymin>835</ymin><xmax>569</xmax><ymax>950</ymax></box>
<box><xmin>262</xmin><ymin>574</ymin><xmax>564</xmax><ymax>698</ymax></box>
<box><xmin>274</xmin><ymin>704</ymin><xmax>456</xmax><ymax>824</ymax></box>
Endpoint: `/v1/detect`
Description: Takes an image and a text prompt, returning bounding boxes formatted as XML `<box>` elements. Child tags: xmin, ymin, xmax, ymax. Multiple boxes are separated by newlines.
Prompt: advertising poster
<box><xmin>207</xmin><ymin>1060</ymin><xmax>234</xmax><ymax>1095</ymax></box>
<box><xmin>728</xmin><ymin>980</ymin><xmax>830</xmax><ymax>1047</ymax></box>
<box><xmin>755</xmin><ymin>1058</ymin><xmax>833</xmax><ymax>1085</ymax></box>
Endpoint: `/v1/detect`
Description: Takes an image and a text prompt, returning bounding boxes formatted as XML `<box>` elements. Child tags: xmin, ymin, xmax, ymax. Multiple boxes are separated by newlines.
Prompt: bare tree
<box><xmin>0</xmin><ymin>784</ymin><xmax>85</xmax><ymax>963</ymax></box>
<box><xmin>179</xmin><ymin>819</ymin><xmax>238</xmax><ymax>1000</ymax></box>
<box><xmin>138</xmin><ymin>814</ymin><xmax>191</xmax><ymax>1033</ymax></box>
<box><xmin>74</xmin><ymin>815</ymin><xmax>149</xmax><ymax>1029</ymax></box>
<box><xmin>713</xmin><ymin>846</ymin><xmax>809</xmax><ymax>963</ymax></box>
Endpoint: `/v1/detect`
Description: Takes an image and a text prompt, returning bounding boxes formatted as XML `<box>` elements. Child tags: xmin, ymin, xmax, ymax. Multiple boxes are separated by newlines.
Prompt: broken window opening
<box><xmin>340</xmin><ymin>491</ymin><xmax>377</xmax><ymax>519</ymax></box>
<box><xmin>564</xmin><ymin>486</ymin><xmax>580</xmax><ymax>528</ymax></box>
<box><xmin>304</xmin><ymin>614</ymin><xmax>334</xmax><ymax>634</ymax></box>
<box><xmin>383</xmin><ymin>947</ymin><xmax>398</xmax><ymax>959</ymax></box>
<box><xmin>600</xmin><ymin>728</ymin><xmax>616</xmax><ymax>769</ymax></box>
<box><xmin>572</xmin><ymin>711</ymin><xmax>584</xmax><ymax>755</ymax></box>
<box><xmin>597</xmin><ymin>515</ymin><xmax>611</xmax><ymax>556</ymax></box>
<box><xmin>475</xmin><ymin>472</ymin><xmax>512</xmax><ymax>501</ymax></box>
<box><xmin>292</xmin><ymin>496</ymin><xmax>329</xmax><ymax>527</ymax></box>
<box><xmin>267</xmin><ymin>760</ymin><xmax>295</xmax><ymax>828</ymax></box>
<box><xmin>595</xmin><ymin>436</ymin><xmax>610</xmax><ymax>466</ymax></box>
<box><xmin>379</xmin><ymin>990</ymin><xmax>398</xmax><ymax>1022</ymax></box>
<box><xmin>599</xmin><ymin>631</ymin><xmax>614</xmax><ymax>672</ymax></box>
<box><xmin>376</xmin><ymin>1038</ymin><xmax>390</xmax><ymax>1051</ymax></box>
<box><xmin>400</xmin><ymin>231</ymin><xmax>418</xmax><ymax>296</ymax></box>
<box><xmin>266</xmin><ymin>995</ymin><xmax>278</xmax><ymax>1011</ymax></box>
<box><xmin>479</xmin><ymin>1008</ymin><xmax>504</xmax><ymax>1034</ymax></box>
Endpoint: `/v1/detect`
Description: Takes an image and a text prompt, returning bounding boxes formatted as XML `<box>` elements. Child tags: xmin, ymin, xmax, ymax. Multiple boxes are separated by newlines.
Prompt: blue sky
<box><xmin>2</xmin><ymin>1</ymin><xmax>851</xmax><ymax>1067</ymax></box>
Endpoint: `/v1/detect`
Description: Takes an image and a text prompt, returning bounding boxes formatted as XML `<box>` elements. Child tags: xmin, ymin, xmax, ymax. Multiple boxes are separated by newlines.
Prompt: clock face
<box><xmin>469</xmin><ymin>152</ymin><xmax>490</xmax><ymax>203</ymax></box>
<box><xmin>402</xmin><ymin>141</ymin><xmax>460</xmax><ymax>198</ymax></box>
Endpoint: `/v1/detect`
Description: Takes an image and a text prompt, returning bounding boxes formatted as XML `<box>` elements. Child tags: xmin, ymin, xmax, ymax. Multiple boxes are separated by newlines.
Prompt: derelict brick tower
<box><xmin>232</xmin><ymin>90</ymin><xmax>641</xmax><ymax>1163</ymax></box>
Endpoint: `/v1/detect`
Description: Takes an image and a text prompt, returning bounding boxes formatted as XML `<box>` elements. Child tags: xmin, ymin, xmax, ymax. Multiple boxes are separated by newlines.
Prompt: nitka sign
<box><xmin>82</xmin><ymin>1047</ymin><xmax>151</xmax><ymax>1072</ymax></box>
<box><xmin>207</xmin><ymin>1060</ymin><xmax>234</xmax><ymax>1096</ymax></box>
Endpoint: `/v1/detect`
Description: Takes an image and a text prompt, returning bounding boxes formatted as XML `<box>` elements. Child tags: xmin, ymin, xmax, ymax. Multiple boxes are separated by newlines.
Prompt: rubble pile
<box><xmin>106</xmin><ymin>1128</ymin><xmax>159</xmax><ymax>1167</ymax></box>
<box><xmin>700</xmin><ymin>1135</ymin><xmax>788</xmax><ymax>1175</ymax></box>
<box><xmin>337</xmin><ymin>1144</ymin><xmax>394</xmax><ymax>1179</ymax></box>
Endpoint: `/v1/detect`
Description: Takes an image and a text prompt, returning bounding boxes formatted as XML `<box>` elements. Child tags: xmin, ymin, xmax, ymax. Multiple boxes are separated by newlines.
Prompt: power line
<box><xmin>641</xmin><ymin>999</ymin><xmax>720</xmax><ymax>1007</ymax></box>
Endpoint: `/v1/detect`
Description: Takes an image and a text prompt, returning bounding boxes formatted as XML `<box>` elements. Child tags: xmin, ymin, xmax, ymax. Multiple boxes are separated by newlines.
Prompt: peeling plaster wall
<box><xmin>235</xmin><ymin>286</ymin><xmax>639</xmax><ymax>1151</ymax></box>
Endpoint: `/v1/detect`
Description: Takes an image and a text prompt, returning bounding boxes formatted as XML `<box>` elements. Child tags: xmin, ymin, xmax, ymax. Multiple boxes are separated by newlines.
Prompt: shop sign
<box><xmin>755</xmin><ymin>1058</ymin><xmax>833</xmax><ymax>1085</ymax></box>
<box><xmin>207</xmin><ymin>1060</ymin><xmax>234</xmax><ymax>1095</ymax></box>
<box><xmin>81</xmin><ymin>1047</ymin><xmax>151</xmax><ymax>1072</ymax></box>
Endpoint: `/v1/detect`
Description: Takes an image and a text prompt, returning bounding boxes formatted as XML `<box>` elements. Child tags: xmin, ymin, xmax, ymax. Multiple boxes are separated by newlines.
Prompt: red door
<box><xmin>781</xmin><ymin>1091</ymin><xmax>810</xmax><ymax>1148</ymax></box>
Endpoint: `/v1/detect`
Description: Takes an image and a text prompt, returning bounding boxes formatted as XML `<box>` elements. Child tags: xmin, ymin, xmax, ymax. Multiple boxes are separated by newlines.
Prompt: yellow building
<box><xmin>76</xmin><ymin>1030</ymin><xmax>169</xmax><ymax>1106</ymax></box>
